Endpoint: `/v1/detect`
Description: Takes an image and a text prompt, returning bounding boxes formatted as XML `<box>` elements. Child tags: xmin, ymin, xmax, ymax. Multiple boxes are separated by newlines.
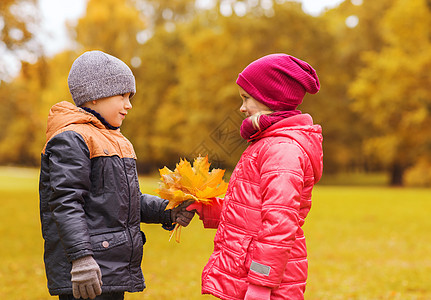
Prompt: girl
<box><xmin>188</xmin><ymin>54</ymin><xmax>323</xmax><ymax>300</ymax></box>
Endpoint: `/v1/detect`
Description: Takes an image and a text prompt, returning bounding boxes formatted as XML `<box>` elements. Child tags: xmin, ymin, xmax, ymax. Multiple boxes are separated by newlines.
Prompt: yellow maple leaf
<box><xmin>156</xmin><ymin>155</ymin><xmax>228</xmax><ymax>210</ymax></box>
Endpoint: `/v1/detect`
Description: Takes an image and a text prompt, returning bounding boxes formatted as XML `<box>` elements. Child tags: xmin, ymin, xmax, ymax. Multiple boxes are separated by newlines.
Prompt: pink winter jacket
<box><xmin>198</xmin><ymin>114</ymin><xmax>323</xmax><ymax>300</ymax></box>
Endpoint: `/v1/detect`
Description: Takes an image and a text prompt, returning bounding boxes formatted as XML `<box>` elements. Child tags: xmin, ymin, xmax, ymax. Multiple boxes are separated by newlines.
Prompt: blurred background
<box><xmin>1</xmin><ymin>0</ymin><xmax>430</xmax><ymax>186</ymax></box>
<box><xmin>1</xmin><ymin>1</ymin><xmax>431</xmax><ymax>299</ymax></box>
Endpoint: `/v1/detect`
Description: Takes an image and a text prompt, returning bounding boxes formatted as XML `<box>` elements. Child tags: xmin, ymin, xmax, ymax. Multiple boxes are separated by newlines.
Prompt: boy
<box><xmin>39</xmin><ymin>50</ymin><xmax>194</xmax><ymax>300</ymax></box>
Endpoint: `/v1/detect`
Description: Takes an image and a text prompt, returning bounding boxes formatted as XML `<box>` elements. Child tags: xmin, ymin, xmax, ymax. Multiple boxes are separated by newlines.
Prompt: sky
<box><xmin>0</xmin><ymin>0</ymin><xmax>348</xmax><ymax>82</ymax></box>
<box><xmin>38</xmin><ymin>0</ymin><xmax>345</xmax><ymax>56</ymax></box>
<box><xmin>2</xmin><ymin>0</ymin><xmax>345</xmax><ymax>80</ymax></box>
<box><xmin>38</xmin><ymin>0</ymin><xmax>88</xmax><ymax>56</ymax></box>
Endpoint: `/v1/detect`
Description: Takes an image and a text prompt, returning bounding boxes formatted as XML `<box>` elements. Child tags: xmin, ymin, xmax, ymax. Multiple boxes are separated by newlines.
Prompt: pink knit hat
<box><xmin>236</xmin><ymin>54</ymin><xmax>320</xmax><ymax>111</ymax></box>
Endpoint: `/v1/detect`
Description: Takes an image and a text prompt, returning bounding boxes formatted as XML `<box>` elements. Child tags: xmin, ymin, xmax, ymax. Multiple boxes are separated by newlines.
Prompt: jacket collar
<box><xmin>251</xmin><ymin>114</ymin><xmax>323</xmax><ymax>183</ymax></box>
<box><xmin>46</xmin><ymin>101</ymin><xmax>108</xmax><ymax>142</ymax></box>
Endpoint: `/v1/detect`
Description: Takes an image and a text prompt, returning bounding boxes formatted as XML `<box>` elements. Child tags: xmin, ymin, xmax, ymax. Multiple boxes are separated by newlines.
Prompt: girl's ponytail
<box><xmin>249</xmin><ymin>111</ymin><xmax>273</xmax><ymax>130</ymax></box>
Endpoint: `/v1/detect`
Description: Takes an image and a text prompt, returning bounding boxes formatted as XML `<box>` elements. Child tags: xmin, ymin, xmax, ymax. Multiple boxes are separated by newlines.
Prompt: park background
<box><xmin>1</xmin><ymin>0</ymin><xmax>431</xmax><ymax>299</ymax></box>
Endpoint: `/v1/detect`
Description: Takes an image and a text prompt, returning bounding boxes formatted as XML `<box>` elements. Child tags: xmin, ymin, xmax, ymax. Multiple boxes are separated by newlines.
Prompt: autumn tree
<box><xmin>132</xmin><ymin>0</ymin><xmax>197</xmax><ymax>28</ymax></box>
<box><xmin>308</xmin><ymin>0</ymin><xmax>394</xmax><ymax>174</ymax></box>
<box><xmin>0</xmin><ymin>0</ymin><xmax>74</xmax><ymax>166</ymax></box>
<box><xmin>0</xmin><ymin>0</ymin><xmax>41</xmax><ymax>81</ymax></box>
<box><xmin>6</xmin><ymin>0</ymin><xmax>428</xmax><ymax>184</ymax></box>
<box><xmin>127</xmin><ymin>1</ymin><xmax>335</xmax><ymax>171</ymax></box>
<box><xmin>0</xmin><ymin>0</ymin><xmax>145</xmax><ymax>166</ymax></box>
<box><xmin>73</xmin><ymin>0</ymin><xmax>145</xmax><ymax>62</ymax></box>
<box><xmin>124</xmin><ymin>26</ymin><xmax>186</xmax><ymax>172</ymax></box>
<box><xmin>0</xmin><ymin>58</ymin><xmax>48</xmax><ymax>165</ymax></box>
<box><xmin>350</xmin><ymin>0</ymin><xmax>431</xmax><ymax>185</ymax></box>
<box><xmin>0</xmin><ymin>0</ymin><xmax>45</xmax><ymax>165</ymax></box>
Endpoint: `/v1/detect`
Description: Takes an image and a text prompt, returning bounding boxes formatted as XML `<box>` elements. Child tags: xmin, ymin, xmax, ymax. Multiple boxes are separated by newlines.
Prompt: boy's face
<box><xmin>92</xmin><ymin>93</ymin><xmax>132</xmax><ymax>127</ymax></box>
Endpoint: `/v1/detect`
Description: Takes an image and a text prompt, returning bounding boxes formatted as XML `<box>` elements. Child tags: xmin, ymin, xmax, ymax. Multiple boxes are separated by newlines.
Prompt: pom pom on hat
<box><xmin>236</xmin><ymin>54</ymin><xmax>320</xmax><ymax>111</ymax></box>
<box><xmin>68</xmin><ymin>50</ymin><xmax>136</xmax><ymax>107</ymax></box>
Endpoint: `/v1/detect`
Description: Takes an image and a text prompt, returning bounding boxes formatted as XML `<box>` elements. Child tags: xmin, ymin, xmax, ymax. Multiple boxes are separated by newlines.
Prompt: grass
<box><xmin>318</xmin><ymin>172</ymin><xmax>389</xmax><ymax>186</ymax></box>
<box><xmin>0</xmin><ymin>167</ymin><xmax>430</xmax><ymax>299</ymax></box>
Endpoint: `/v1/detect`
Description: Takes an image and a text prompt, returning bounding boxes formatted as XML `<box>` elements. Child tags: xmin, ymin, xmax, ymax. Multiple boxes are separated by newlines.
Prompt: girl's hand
<box><xmin>185</xmin><ymin>201</ymin><xmax>203</xmax><ymax>216</ymax></box>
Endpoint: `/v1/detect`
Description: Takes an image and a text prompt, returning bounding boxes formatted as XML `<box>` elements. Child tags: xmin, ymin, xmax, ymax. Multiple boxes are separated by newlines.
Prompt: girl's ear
<box><xmin>92</xmin><ymin>100</ymin><xmax>97</xmax><ymax>105</ymax></box>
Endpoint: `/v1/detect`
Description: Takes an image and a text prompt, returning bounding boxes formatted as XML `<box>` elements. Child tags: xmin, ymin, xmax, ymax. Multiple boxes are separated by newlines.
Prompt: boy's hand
<box><xmin>71</xmin><ymin>255</ymin><xmax>102</xmax><ymax>299</ymax></box>
<box><xmin>171</xmin><ymin>200</ymin><xmax>195</xmax><ymax>227</ymax></box>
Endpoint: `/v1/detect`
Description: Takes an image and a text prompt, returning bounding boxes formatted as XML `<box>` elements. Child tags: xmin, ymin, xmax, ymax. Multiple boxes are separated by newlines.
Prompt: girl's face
<box><xmin>86</xmin><ymin>93</ymin><xmax>132</xmax><ymax>127</ymax></box>
<box><xmin>238</xmin><ymin>86</ymin><xmax>270</xmax><ymax>117</ymax></box>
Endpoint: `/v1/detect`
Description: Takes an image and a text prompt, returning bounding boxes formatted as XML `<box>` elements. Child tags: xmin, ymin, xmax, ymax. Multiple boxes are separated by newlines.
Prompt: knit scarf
<box><xmin>240</xmin><ymin>110</ymin><xmax>301</xmax><ymax>141</ymax></box>
<box><xmin>81</xmin><ymin>106</ymin><xmax>120</xmax><ymax>130</ymax></box>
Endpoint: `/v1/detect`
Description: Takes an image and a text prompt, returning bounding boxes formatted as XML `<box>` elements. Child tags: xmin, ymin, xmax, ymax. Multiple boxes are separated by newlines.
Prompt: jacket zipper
<box><xmin>122</xmin><ymin>158</ymin><xmax>134</xmax><ymax>277</ymax></box>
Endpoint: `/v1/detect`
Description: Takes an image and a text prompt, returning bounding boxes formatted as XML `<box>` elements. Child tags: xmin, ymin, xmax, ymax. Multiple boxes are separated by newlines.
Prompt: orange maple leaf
<box><xmin>156</xmin><ymin>155</ymin><xmax>228</xmax><ymax>210</ymax></box>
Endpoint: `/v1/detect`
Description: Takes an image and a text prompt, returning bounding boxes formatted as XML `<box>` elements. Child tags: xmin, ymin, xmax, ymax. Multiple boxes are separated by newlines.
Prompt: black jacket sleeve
<box><xmin>45</xmin><ymin>131</ymin><xmax>93</xmax><ymax>262</ymax></box>
<box><xmin>139</xmin><ymin>193</ymin><xmax>175</xmax><ymax>230</ymax></box>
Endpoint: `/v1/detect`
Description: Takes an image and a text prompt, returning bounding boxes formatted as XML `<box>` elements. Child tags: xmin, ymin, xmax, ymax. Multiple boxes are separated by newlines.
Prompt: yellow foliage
<box><xmin>156</xmin><ymin>155</ymin><xmax>228</xmax><ymax>210</ymax></box>
<box><xmin>405</xmin><ymin>158</ymin><xmax>431</xmax><ymax>187</ymax></box>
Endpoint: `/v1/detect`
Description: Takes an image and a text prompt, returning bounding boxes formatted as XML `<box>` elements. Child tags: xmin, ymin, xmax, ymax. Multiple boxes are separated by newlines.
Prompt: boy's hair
<box><xmin>68</xmin><ymin>50</ymin><xmax>136</xmax><ymax>107</ymax></box>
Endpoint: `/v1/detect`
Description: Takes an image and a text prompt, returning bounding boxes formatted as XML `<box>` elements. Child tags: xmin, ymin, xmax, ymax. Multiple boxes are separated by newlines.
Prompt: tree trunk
<box><xmin>389</xmin><ymin>163</ymin><xmax>404</xmax><ymax>186</ymax></box>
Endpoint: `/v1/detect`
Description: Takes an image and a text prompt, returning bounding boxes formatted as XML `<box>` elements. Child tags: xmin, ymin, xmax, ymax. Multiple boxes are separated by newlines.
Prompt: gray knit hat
<box><xmin>68</xmin><ymin>50</ymin><xmax>136</xmax><ymax>106</ymax></box>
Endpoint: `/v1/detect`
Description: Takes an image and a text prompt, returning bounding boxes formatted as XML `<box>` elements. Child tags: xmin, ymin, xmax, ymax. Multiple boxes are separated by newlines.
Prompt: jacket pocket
<box><xmin>90</xmin><ymin>231</ymin><xmax>127</xmax><ymax>251</ymax></box>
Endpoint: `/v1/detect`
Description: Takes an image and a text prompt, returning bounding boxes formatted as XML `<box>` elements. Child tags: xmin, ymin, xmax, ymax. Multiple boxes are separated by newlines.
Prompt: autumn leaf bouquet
<box><xmin>156</xmin><ymin>155</ymin><xmax>228</xmax><ymax>242</ymax></box>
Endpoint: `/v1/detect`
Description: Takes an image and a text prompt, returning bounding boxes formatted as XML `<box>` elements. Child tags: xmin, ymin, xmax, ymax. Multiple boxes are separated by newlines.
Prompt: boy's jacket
<box><xmin>39</xmin><ymin>101</ymin><xmax>172</xmax><ymax>295</ymax></box>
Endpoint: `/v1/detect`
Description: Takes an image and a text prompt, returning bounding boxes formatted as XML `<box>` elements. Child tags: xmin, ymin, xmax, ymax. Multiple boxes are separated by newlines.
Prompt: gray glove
<box><xmin>71</xmin><ymin>255</ymin><xmax>103</xmax><ymax>299</ymax></box>
<box><xmin>171</xmin><ymin>200</ymin><xmax>195</xmax><ymax>227</ymax></box>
